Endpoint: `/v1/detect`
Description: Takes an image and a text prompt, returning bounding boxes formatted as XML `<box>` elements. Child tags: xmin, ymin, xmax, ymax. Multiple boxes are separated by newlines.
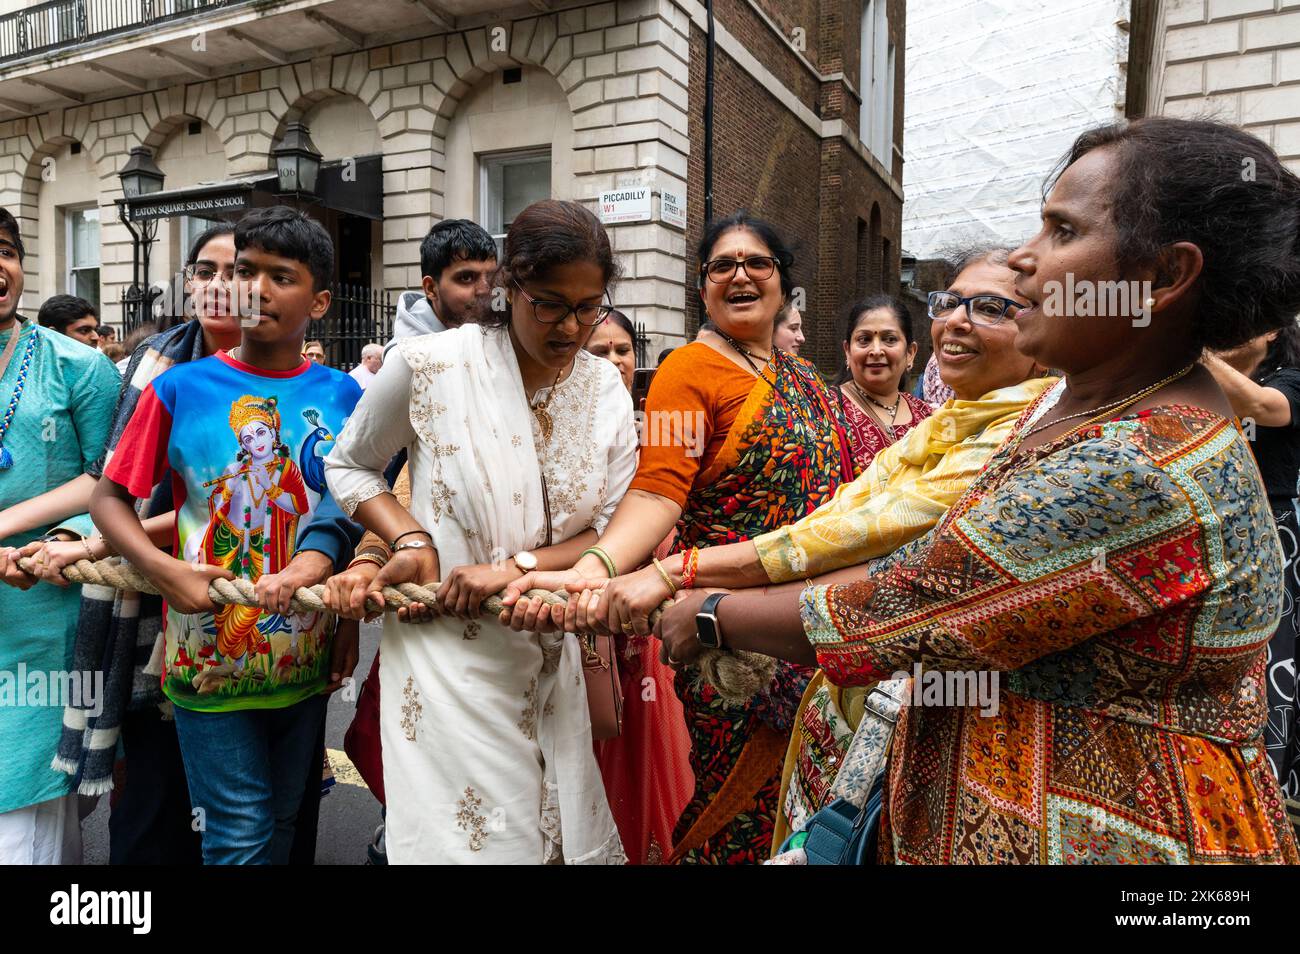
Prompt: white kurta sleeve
<box><xmin>324</xmin><ymin>348</ymin><xmax>419</xmax><ymax>518</ymax></box>
<box><xmin>594</xmin><ymin>376</ymin><xmax>640</xmax><ymax>536</ymax></box>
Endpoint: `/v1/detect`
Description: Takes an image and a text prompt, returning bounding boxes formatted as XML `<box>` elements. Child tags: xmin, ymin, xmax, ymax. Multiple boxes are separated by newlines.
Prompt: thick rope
<box><xmin>17</xmin><ymin>555</ymin><xmax>774</xmax><ymax>704</ymax></box>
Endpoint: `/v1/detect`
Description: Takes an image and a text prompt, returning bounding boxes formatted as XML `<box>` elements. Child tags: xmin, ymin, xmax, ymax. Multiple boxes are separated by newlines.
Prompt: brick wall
<box><xmin>684</xmin><ymin>0</ymin><xmax>906</xmax><ymax>377</ymax></box>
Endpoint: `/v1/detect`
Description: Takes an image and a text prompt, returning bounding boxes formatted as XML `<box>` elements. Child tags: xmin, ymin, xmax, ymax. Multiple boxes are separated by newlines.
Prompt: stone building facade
<box><xmin>1136</xmin><ymin>0</ymin><xmax>1300</xmax><ymax>175</ymax></box>
<box><xmin>0</xmin><ymin>0</ymin><xmax>904</xmax><ymax>373</ymax></box>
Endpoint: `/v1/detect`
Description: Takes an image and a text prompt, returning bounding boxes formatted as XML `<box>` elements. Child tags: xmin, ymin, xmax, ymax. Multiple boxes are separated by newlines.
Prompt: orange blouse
<box><xmin>629</xmin><ymin>342</ymin><xmax>759</xmax><ymax>507</ymax></box>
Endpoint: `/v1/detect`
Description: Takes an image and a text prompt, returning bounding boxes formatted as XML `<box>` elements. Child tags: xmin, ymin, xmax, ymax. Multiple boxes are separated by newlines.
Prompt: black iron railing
<box><xmin>0</xmin><ymin>0</ymin><xmax>252</xmax><ymax>64</ymax></box>
<box><xmin>122</xmin><ymin>283</ymin><xmax>395</xmax><ymax>372</ymax></box>
<box><xmin>308</xmin><ymin>284</ymin><xmax>394</xmax><ymax>372</ymax></box>
<box><xmin>634</xmin><ymin>319</ymin><xmax>649</xmax><ymax>367</ymax></box>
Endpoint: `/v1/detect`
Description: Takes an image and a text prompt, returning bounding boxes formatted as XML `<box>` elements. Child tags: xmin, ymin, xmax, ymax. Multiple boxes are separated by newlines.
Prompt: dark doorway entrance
<box><xmin>337</xmin><ymin>213</ymin><xmax>371</xmax><ymax>287</ymax></box>
<box><xmin>308</xmin><ymin>213</ymin><xmax>389</xmax><ymax>372</ymax></box>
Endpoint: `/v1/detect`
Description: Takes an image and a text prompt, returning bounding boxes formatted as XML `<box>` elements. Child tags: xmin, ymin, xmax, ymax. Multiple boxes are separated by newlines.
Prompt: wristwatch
<box><xmin>513</xmin><ymin>550</ymin><xmax>538</xmax><ymax>572</ymax></box>
<box><xmin>695</xmin><ymin>592</ymin><xmax>729</xmax><ymax>649</ymax></box>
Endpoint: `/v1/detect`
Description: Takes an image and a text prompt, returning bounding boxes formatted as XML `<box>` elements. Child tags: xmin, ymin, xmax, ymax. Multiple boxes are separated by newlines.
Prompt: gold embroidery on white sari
<box><xmin>518</xmin><ymin>676</ymin><xmax>540</xmax><ymax>741</ymax></box>
<box><xmin>399</xmin><ymin>340</ymin><xmax>462</xmax><ymax>523</ymax></box>
<box><xmin>400</xmin><ymin>676</ymin><xmax>422</xmax><ymax>742</ymax></box>
<box><xmin>456</xmin><ymin>787</ymin><xmax>490</xmax><ymax>852</ymax></box>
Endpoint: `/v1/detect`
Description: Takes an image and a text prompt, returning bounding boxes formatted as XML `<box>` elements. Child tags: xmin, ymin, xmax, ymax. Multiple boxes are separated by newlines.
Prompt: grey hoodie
<box><xmin>385</xmin><ymin>291</ymin><xmax>449</xmax><ymax>356</ymax></box>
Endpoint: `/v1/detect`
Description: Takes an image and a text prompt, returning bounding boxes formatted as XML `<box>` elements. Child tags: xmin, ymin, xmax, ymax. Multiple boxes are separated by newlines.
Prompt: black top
<box><xmin>1252</xmin><ymin>367</ymin><xmax>1300</xmax><ymax>508</ymax></box>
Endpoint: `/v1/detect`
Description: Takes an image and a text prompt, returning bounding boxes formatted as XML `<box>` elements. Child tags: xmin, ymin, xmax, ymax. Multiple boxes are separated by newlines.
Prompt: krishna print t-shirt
<box><xmin>106</xmin><ymin>350</ymin><xmax>362</xmax><ymax>712</ymax></box>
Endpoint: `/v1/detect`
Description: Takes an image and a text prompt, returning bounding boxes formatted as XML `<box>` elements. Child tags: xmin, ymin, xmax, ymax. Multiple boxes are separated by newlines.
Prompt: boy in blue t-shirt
<box><xmin>93</xmin><ymin>207</ymin><xmax>362</xmax><ymax>864</ymax></box>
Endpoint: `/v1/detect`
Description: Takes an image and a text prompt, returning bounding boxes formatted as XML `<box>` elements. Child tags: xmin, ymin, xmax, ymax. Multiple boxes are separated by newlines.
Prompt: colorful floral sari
<box><xmin>667</xmin><ymin>350</ymin><xmax>854</xmax><ymax>863</ymax></box>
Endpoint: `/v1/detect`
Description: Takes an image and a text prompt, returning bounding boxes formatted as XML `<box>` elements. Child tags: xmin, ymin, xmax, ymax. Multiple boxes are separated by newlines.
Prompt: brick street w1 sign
<box><xmin>598</xmin><ymin>188</ymin><xmax>652</xmax><ymax>224</ymax></box>
<box><xmin>661</xmin><ymin>189</ymin><xmax>686</xmax><ymax>229</ymax></box>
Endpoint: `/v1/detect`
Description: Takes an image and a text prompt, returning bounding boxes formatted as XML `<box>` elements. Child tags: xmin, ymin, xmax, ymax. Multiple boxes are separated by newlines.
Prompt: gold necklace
<box><xmin>1017</xmin><ymin>363</ymin><xmax>1197</xmax><ymax>445</ymax></box>
<box><xmin>530</xmin><ymin>366</ymin><xmax>566</xmax><ymax>443</ymax></box>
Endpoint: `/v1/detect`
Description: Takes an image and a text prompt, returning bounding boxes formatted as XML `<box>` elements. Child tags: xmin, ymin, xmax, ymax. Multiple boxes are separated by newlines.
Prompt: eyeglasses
<box><xmin>513</xmin><ymin>280</ymin><xmax>614</xmax><ymax>327</ymax></box>
<box><xmin>700</xmin><ymin>255</ymin><xmax>777</xmax><ymax>284</ymax></box>
<box><xmin>184</xmin><ymin>264</ymin><xmax>234</xmax><ymax>286</ymax></box>
<box><xmin>927</xmin><ymin>291</ymin><xmax>1027</xmax><ymax>326</ymax></box>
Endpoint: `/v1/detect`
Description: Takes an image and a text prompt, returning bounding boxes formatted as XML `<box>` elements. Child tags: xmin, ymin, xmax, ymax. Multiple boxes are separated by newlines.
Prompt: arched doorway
<box><xmin>444</xmin><ymin>66</ymin><xmax>575</xmax><ymax>253</ymax></box>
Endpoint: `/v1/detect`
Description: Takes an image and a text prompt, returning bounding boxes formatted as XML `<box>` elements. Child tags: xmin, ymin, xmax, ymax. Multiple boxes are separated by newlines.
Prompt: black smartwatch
<box><xmin>695</xmin><ymin>592</ymin><xmax>729</xmax><ymax>649</ymax></box>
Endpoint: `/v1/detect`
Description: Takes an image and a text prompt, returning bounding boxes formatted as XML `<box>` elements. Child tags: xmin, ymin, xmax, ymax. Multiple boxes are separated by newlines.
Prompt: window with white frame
<box><xmin>480</xmin><ymin>150</ymin><xmax>552</xmax><ymax>257</ymax></box>
<box><xmin>66</xmin><ymin>206</ymin><xmax>100</xmax><ymax>311</ymax></box>
<box><xmin>860</xmin><ymin>0</ymin><xmax>893</xmax><ymax>164</ymax></box>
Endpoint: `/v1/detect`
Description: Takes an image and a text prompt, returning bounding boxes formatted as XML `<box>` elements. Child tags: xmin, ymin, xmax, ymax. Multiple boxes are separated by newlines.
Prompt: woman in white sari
<box><xmin>324</xmin><ymin>200</ymin><xmax>636</xmax><ymax>864</ymax></box>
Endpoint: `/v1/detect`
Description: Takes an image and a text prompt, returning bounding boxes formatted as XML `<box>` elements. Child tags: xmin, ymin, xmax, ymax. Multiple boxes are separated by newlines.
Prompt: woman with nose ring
<box><xmin>501</xmin><ymin>210</ymin><xmax>854</xmax><ymax>864</ymax></box>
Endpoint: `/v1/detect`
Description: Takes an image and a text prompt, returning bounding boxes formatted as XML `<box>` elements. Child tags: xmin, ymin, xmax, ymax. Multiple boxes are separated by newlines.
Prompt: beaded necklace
<box><xmin>0</xmin><ymin>320</ymin><xmax>38</xmax><ymax>470</ymax></box>
<box><xmin>240</xmin><ymin>460</ymin><xmax>278</xmax><ymax>574</ymax></box>
<box><xmin>714</xmin><ymin>327</ymin><xmax>782</xmax><ymax>396</ymax></box>
<box><xmin>1014</xmin><ymin>363</ymin><xmax>1196</xmax><ymax>446</ymax></box>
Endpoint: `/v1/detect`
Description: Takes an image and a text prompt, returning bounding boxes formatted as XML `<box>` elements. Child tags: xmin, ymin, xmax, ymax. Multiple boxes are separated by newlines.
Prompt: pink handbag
<box><xmin>539</xmin><ymin>475</ymin><xmax>623</xmax><ymax>739</ymax></box>
<box><xmin>581</xmin><ymin>633</ymin><xmax>624</xmax><ymax>740</ymax></box>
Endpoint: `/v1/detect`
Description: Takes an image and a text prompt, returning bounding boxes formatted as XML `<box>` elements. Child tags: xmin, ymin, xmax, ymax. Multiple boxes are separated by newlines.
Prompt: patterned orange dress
<box><xmin>632</xmin><ymin>342</ymin><xmax>853</xmax><ymax>863</ymax></box>
<box><xmin>803</xmin><ymin>396</ymin><xmax>1299</xmax><ymax>863</ymax></box>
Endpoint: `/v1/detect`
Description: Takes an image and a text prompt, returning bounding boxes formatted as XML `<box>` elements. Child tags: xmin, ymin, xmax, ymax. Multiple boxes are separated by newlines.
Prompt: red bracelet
<box><xmin>680</xmin><ymin>546</ymin><xmax>700</xmax><ymax>589</ymax></box>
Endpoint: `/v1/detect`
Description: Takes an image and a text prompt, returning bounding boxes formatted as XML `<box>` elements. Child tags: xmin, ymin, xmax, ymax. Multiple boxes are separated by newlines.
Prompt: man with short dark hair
<box><xmin>387</xmin><ymin>219</ymin><xmax>496</xmax><ymax>354</ymax></box>
<box><xmin>93</xmin><ymin>205</ymin><xmax>362</xmax><ymax>865</ymax></box>
<box><xmin>37</xmin><ymin>295</ymin><xmax>100</xmax><ymax>349</ymax></box>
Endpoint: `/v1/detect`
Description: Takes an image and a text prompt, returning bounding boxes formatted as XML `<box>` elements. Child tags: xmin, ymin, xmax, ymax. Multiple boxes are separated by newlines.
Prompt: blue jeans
<box><xmin>173</xmin><ymin>695</ymin><xmax>328</xmax><ymax>865</ymax></box>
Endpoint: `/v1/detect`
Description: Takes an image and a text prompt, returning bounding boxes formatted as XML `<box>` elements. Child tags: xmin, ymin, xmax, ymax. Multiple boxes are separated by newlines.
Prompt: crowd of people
<box><xmin>1</xmin><ymin>115</ymin><xmax>1299</xmax><ymax>865</ymax></box>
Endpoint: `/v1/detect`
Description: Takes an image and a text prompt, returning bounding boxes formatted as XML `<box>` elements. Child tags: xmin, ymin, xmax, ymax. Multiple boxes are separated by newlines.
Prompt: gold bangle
<box><xmin>651</xmin><ymin>556</ymin><xmax>677</xmax><ymax>597</ymax></box>
<box><xmin>81</xmin><ymin>538</ymin><xmax>96</xmax><ymax>562</ymax></box>
<box><xmin>348</xmin><ymin>553</ymin><xmax>387</xmax><ymax>571</ymax></box>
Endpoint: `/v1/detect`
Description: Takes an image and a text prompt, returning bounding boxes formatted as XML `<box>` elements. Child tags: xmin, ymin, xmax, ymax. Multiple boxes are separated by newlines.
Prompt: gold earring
<box><xmin>1144</xmin><ymin>297</ymin><xmax>1156</xmax><ymax>309</ymax></box>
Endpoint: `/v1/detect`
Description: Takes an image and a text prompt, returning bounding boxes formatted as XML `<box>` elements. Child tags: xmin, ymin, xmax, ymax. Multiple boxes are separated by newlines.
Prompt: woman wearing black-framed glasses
<box><xmin>502</xmin><ymin>210</ymin><xmax>855</xmax><ymax>864</ymax></box>
<box><xmin>926</xmin><ymin>290</ymin><xmax>1027</xmax><ymax>325</ymax></box>
<box><xmin>324</xmin><ymin>199</ymin><xmax>637</xmax><ymax>864</ymax></box>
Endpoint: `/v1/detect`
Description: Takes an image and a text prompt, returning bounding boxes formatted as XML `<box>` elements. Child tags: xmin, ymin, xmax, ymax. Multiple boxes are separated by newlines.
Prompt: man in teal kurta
<box><xmin>0</xmin><ymin>206</ymin><xmax>119</xmax><ymax>862</ymax></box>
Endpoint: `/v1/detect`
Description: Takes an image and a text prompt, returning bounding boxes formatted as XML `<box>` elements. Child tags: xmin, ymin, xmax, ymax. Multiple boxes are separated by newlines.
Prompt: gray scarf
<box><xmin>52</xmin><ymin>320</ymin><xmax>206</xmax><ymax>794</ymax></box>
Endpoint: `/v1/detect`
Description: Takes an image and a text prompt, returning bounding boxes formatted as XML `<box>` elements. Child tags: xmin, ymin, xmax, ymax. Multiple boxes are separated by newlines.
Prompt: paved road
<box><xmin>82</xmin><ymin>621</ymin><xmax>384</xmax><ymax>865</ymax></box>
